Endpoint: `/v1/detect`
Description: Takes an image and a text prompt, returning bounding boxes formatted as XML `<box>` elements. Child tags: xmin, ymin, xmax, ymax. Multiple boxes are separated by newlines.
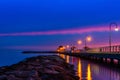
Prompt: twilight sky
<box><xmin>0</xmin><ymin>0</ymin><xmax>120</xmax><ymax>50</ymax></box>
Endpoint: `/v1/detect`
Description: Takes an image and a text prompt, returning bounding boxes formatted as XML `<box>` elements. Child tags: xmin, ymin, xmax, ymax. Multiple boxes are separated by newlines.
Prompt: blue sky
<box><xmin>0</xmin><ymin>0</ymin><xmax>120</xmax><ymax>50</ymax></box>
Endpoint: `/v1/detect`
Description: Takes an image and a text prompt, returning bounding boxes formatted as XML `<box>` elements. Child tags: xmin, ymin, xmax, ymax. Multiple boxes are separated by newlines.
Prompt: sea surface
<box><xmin>1</xmin><ymin>50</ymin><xmax>120</xmax><ymax>80</ymax></box>
<box><xmin>0</xmin><ymin>49</ymin><xmax>56</xmax><ymax>67</ymax></box>
<box><xmin>59</xmin><ymin>54</ymin><xmax>120</xmax><ymax>80</ymax></box>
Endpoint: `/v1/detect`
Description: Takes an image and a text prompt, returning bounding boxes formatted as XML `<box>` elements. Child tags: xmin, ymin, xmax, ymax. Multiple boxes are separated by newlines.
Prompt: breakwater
<box><xmin>0</xmin><ymin>55</ymin><xmax>79</xmax><ymax>80</ymax></box>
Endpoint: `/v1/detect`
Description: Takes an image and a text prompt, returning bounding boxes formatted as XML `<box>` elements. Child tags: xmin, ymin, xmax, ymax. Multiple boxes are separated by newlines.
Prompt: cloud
<box><xmin>0</xmin><ymin>26</ymin><xmax>109</xmax><ymax>36</ymax></box>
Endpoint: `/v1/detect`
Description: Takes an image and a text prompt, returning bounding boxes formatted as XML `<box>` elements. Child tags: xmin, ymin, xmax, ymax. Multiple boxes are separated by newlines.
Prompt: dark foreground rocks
<box><xmin>0</xmin><ymin>55</ymin><xmax>79</xmax><ymax>80</ymax></box>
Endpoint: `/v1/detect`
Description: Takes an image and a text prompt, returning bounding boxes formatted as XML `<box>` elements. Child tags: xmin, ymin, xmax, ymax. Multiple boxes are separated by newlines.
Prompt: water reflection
<box><xmin>87</xmin><ymin>64</ymin><xmax>92</xmax><ymax>80</ymax></box>
<box><xmin>77</xmin><ymin>58</ymin><xmax>82</xmax><ymax>80</ymax></box>
<box><xmin>59</xmin><ymin>54</ymin><xmax>65</xmax><ymax>59</ymax></box>
<box><xmin>66</xmin><ymin>55</ymin><xmax>70</xmax><ymax>63</ymax></box>
<box><xmin>60</xmin><ymin>54</ymin><xmax>120</xmax><ymax>80</ymax></box>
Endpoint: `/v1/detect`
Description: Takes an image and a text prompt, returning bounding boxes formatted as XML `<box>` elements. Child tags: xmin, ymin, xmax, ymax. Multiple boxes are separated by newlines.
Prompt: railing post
<box><xmin>102</xmin><ymin>47</ymin><xmax>104</xmax><ymax>52</ymax></box>
<box><xmin>100</xmin><ymin>48</ymin><xmax>102</xmax><ymax>52</ymax></box>
<box><xmin>105</xmin><ymin>47</ymin><xmax>106</xmax><ymax>52</ymax></box>
<box><xmin>114</xmin><ymin>46</ymin><xmax>116</xmax><ymax>53</ymax></box>
<box><xmin>105</xmin><ymin>47</ymin><xmax>107</xmax><ymax>52</ymax></box>
<box><xmin>102</xmin><ymin>48</ymin><xmax>104</xmax><ymax>52</ymax></box>
<box><xmin>115</xmin><ymin>46</ymin><xmax>117</xmax><ymax>53</ymax></box>
<box><xmin>109</xmin><ymin>46</ymin><xmax>110</xmax><ymax>53</ymax></box>
<box><xmin>117</xmin><ymin>46</ymin><xmax>119</xmax><ymax>53</ymax></box>
<box><xmin>113</xmin><ymin>46</ymin><xmax>115</xmax><ymax>53</ymax></box>
<box><xmin>119</xmin><ymin>46</ymin><xmax>120</xmax><ymax>53</ymax></box>
<box><xmin>99</xmin><ymin>45</ymin><xmax>120</xmax><ymax>53</ymax></box>
<box><xmin>112</xmin><ymin>46</ymin><xmax>114</xmax><ymax>53</ymax></box>
<box><xmin>116</xmin><ymin>46</ymin><xmax>118</xmax><ymax>53</ymax></box>
<box><xmin>107</xmin><ymin>47</ymin><xmax>109</xmax><ymax>53</ymax></box>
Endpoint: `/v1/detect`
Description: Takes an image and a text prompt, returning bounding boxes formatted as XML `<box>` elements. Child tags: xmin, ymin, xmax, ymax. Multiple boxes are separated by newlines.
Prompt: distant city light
<box><xmin>66</xmin><ymin>45</ymin><xmax>70</xmax><ymax>48</ymax></box>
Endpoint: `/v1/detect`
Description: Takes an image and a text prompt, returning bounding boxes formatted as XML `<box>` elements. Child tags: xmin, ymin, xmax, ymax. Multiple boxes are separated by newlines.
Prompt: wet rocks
<box><xmin>0</xmin><ymin>55</ymin><xmax>79</xmax><ymax>80</ymax></box>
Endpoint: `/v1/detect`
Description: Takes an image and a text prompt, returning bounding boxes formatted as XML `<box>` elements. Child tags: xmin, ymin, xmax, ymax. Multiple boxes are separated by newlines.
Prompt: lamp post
<box><xmin>86</xmin><ymin>36</ymin><xmax>92</xmax><ymax>46</ymax></box>
<box><xmin>77</xmin><ymin>40</ymin><xmax>82</xmax><ymax>49</ymax></box>
<box><xmin>109</xmin><ymin>23</ymin><xmax>119</xmax><ymax>53</ymax></box>
<box><xmin>85</xmin><ymin>40</ymin><xmax>87</xmax><ymax>48</ymax></box>
<box><xmin>77</xmin><ymin>40</ymin><xmax>82</xmax><ymax>45</ymax></box>
<box><xmin>84</xmin><ymin>36</ymin><xmax>92</xmax><ymax>50</ymax></box>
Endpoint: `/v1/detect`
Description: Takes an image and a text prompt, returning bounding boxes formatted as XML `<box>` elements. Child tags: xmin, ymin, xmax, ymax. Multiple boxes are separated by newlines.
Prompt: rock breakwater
<box><xmin>0</xmin><ymin>55</ymin><xmax>79</xmax><ymax>80</ymax></box>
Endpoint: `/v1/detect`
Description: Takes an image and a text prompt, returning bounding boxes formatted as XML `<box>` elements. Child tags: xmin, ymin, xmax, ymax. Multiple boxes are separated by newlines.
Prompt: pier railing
<box><xmin>99</xmin><ymin>45</ymin><xmax>120</xmax><ymax>53</ymax></box>
<box><xmin>89</xmin><ymin>45</ymin><xmax>120</xmax><ymax>53</ymax></box>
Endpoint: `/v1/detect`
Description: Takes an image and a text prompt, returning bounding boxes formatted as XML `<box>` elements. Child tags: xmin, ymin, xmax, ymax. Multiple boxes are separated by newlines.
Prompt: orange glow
<box><xmin>86</xmin><ymin>36</ymin><xmax>92</xmax><ymax>42</ymax></box>
<box><xmin>77</xmin><ymin>59</ymin><xmax>82</xmax><ymax>80</ymax></box>
<box><xmin>77</xmin><ymin>40</ymin><xmax>82</xmax><ymax>44</ymax></box>
<box><xmin>58</xmin><ymin>46</ymin><xmax>66</xmax><ymax>52</ymax></box>
<box><xmin>57</xmin><ymin>49</ymin><xmax>60</xmax><ymax>52</ymax></box>
<box><xmin>63</xmin><ymin>46</ymin><xmax>66</xmax><ymax>49</ymax></box>
<box><xmin>87</xmin><ymin>64</ymin><xmax>92</xmax><ymax>80</ymax></box>
<box><xmin>59</xmin><ymin>54</ymin><xmax>65</xmax><ymax>59</ymax></box>
<box><xmin>66</xmin><ymin>55</ymin><xmax>70</xmax><ymax>63</ymax></box>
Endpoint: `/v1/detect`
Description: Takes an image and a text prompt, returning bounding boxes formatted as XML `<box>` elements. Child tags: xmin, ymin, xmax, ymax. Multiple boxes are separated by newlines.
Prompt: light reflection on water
<box><xmin>60</xmin><ymin>54</ymin><xmax>120</xmax><ymax>80</ymax></box>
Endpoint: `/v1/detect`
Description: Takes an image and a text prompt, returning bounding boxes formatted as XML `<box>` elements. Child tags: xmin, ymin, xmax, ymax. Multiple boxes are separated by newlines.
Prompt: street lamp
<box><xmin>77</xmin><ymin>40</ymin><xmax>82</xmax><ymax>45</ymax></box>
<box><xmin>84</xmin><ymin>36</ymin><xmax>92</xmax><ymax>50</ymax></box>
<box><xmin>85</xmin><ymin>36</ymin><xmax>92</xmax><ymax>47</ymax></box>
<box><xmin>86</xmin><ymin>36</ymin><xmax>92</xmax><ymax>42</ymax></box>
<box><xmin>109</xmin><ymin>23</ymin><xmax>119</xmax><ymax>53</ymax></box>
<box><xmin>77</xmin><ymin>40</ymin><xmax>82</xmax><ymax>49</ymax></box>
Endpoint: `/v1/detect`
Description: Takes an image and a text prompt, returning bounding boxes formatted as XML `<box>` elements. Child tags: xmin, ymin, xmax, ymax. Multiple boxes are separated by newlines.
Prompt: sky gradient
<box><xmin>0</xmin><ymin>0</ymin><xmax>120</xmax><ymax>50</ymax></box>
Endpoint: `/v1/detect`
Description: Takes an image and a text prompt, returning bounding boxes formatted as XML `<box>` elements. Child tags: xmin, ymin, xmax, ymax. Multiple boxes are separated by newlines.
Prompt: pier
<box><xmin>22</xmin><ymin>45</ymin><xmax>120</xmax><ymax>65</ymax></box>
<box><xmin>60</xmin><ymin>52</ymin><xmax>120</xmax><ymax>64</ymax></box>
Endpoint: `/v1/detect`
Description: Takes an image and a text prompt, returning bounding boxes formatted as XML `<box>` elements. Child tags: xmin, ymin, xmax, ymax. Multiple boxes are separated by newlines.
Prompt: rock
<box><xmin>5</xmin><ymin>71</ymin><xmax>30</xmax><ymax>78</ymax></box>
<box><xmin>0</xmin><ymin>75</ymin><xmax>7</xmax><ymax>80</ymax></box>
<box><xmin>27</xmin><ymin>77</ymin><xmax>41</xmax><ymax>80</ymax></box>
<box><xmin>43</xmin><ymin>68</ymin><xmax>60</xmax><ymax>74</ymax></box>
<box><xmin>7</xmin><ymin>75</ymin><xmax>16</xmax><ymax>80</ymax></box>
<box><xmin>29</xmin><ymin>70</ymin><xmax>38</xmax><ymax>77</ymax></box>
<box><xmin>0</xmin><ymin>55</ymin><xmax>79</xmax><ymax>80</ymax></box>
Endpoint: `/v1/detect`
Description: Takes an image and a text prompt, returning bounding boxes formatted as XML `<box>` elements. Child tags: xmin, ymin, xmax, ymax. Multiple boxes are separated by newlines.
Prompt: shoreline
<box><xmin>0</xmin><ymin>55</ymin><xmax>79</xmax><ymax>80</ymax></box>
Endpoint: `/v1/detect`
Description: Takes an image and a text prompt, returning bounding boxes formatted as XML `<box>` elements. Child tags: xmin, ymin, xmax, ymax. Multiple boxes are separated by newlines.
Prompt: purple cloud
<box><xmin>0</xmin><ymin>26</ymin><xmax>109</xmax><ymax>36</ymax></box>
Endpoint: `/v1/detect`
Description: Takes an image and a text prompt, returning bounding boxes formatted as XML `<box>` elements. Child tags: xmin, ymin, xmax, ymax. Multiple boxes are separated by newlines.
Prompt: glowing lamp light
<box><xmin>86</xmin><ymin>36</ymin><xmax>92</xmax><ymax>42</ymax></box>
<box><xmin>115</xmin><ymin>27</ymin><xmax>119</xmax><ymax>32</ymax></box>
<box><xmin>63</xmin><ymin>46</ymin><xmax>66</xmax><ymax>49</ymax></box>
<box><xmin>77</xmin><ymin>40</ymin><xmax>82</xmax><ymax>45</ymax></box>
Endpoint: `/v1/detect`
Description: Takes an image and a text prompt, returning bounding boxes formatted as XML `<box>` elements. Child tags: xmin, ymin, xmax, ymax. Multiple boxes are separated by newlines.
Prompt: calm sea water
<box><xmin>59</xmin><ymin>54</ymin><xmax>120</xmax><ymax>80</ymax></box>
<box><xmin>1</xmin><ymin>50</ymin><xmax>120</xmax><ymax>80</ymax></box>
<box><xmin>0</xmin><ymin>49</ymin><xmax>56</xmax><ymax>67</ymax></box>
